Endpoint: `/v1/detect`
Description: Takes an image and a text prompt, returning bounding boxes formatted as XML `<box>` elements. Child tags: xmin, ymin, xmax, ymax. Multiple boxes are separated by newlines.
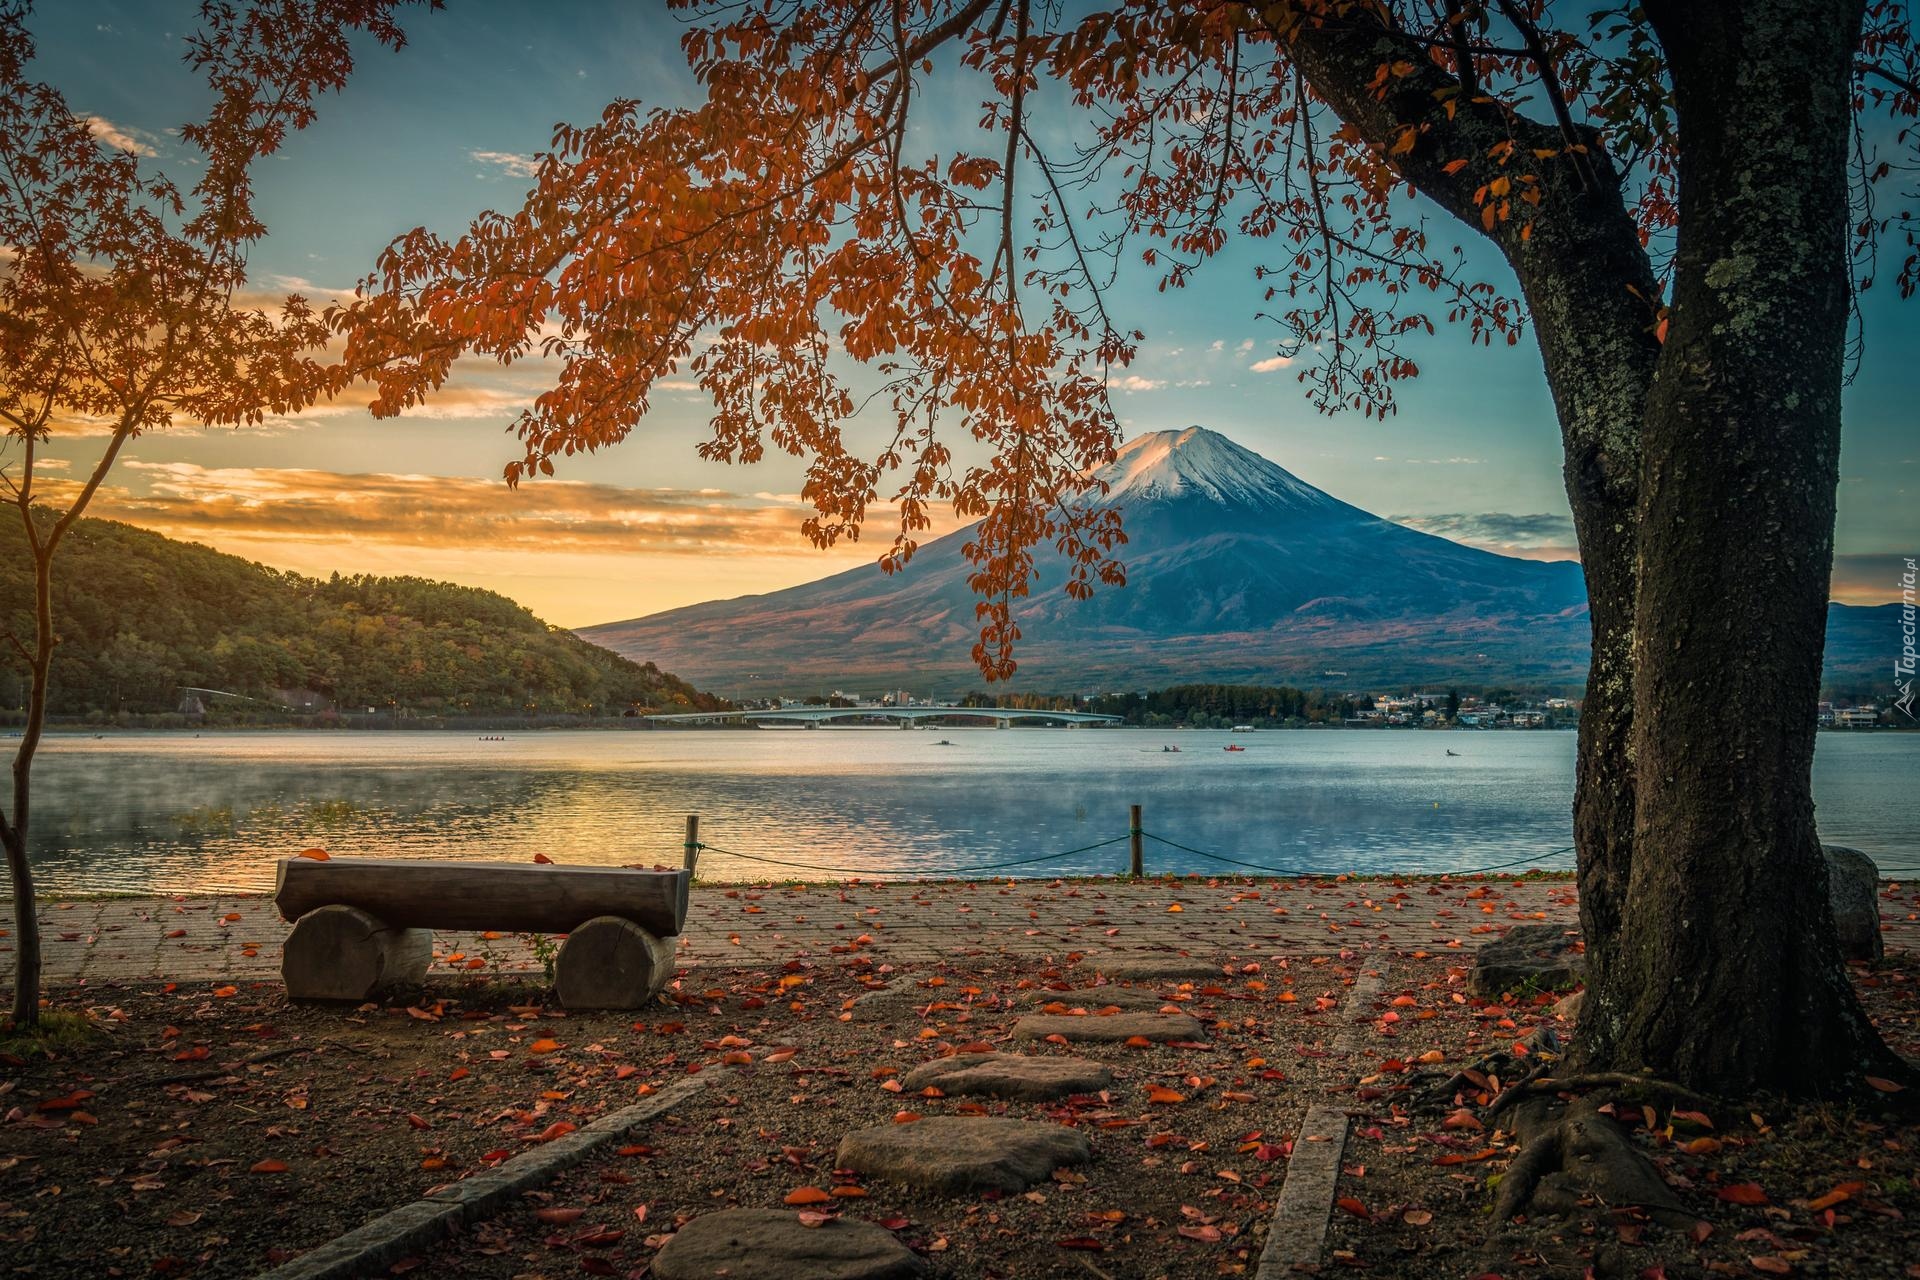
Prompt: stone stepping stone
<box><xmin>1088</xmin><ymin>951</ymin><xmax>1224</xmax><ymax>981</ymax></box>
<box><xmin>900</xmin><ymin>1052</ymin><xmax>1114</xmax><ymax>1101</ymax></box>
<box><xmin>651</xmin><ymin>1208</ymin><xmax>925</xmax><ymax>1280</ymax></box>
<box><xmin>1012</xmin><ymin>1009</ymin><xmax>1204</xmax><ymax>1043</ymax></box>
<box><xmin>836</xmin><ymin>1116</ymin><xmax>1092</xmax><ymax>1194</ymax></box>
<box><xmin>1025</xmin><ymin>986</ymin><xmax>1173</xmax><ymax>1011</ymax></box>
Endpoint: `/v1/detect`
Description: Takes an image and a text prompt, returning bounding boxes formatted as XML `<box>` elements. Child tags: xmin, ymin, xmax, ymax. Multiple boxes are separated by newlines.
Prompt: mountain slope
<box><xmin>582</xmin><ymin>426</ymin><xmax>1897</xmax><ymax>694</ymax></box>
<box><xmin>0</xmin><ymin>517</ymin><xmax>724</xmax><ymax>717</ymax></box>
<box><xmin>579</xmin><ymin>427</ymin><xmax>1590</xmax><ymax>691</ymax></box>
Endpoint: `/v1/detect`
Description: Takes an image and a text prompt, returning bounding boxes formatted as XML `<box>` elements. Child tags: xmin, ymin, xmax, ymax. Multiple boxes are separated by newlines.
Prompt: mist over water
<box><xmin>12</xmin><ymin>728</ymin><xmax>1916</xmax><ymax>895</ymax></box>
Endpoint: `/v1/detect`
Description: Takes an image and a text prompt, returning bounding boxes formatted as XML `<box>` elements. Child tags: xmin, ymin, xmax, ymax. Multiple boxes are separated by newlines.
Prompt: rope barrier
<box><xmin>690</xmin><ymin>834</ymin><xmax>1132</xmax><ymax>878</ymax></box>
<box><xmin>1139</xmin><ymin>830</ymin><xmax>1576</xmax><ymax>879</ymax></box>
<box><xmin>687</xmin><ymin>827</ymin><xmax>1583</xmax><ymax>882</ymax></box>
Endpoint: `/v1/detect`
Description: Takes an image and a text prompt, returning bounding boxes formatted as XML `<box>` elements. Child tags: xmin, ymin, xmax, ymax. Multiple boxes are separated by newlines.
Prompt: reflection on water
<box><xmin>11</xmin><ymin>728</ymin><xmax>1917</xmax><ymax>894</ymax></box>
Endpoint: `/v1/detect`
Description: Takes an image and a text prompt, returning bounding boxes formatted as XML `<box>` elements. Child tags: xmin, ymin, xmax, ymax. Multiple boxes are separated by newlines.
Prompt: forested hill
<box><xmin>0</xmin><ymin>517</ymin><xmax>724</xmax><ymax>719</ymax></box>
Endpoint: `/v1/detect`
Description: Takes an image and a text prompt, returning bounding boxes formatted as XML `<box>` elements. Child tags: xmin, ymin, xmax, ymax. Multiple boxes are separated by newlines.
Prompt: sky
<box><xmin>15</xmin><ymin>1</ymin><xmax>1918</xmax><ymax>627</ymax></box>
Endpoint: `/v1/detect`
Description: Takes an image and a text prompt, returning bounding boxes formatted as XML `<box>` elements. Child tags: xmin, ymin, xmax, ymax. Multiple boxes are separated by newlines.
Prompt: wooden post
<box><xmin>1129</xmin><ymin>804</ymin><xmax>1144</xmax><ymax>878</ymax></box>
<box><xmin>683</xmin><ymin>814</ymin><xmax>701</xmax><ymax>878</ymax></box>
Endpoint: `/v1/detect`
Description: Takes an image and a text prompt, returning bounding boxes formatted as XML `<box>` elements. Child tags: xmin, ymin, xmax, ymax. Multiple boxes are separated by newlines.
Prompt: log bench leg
<box><xmin>283</xmin><ymin>904</ymin><xmax>432</xmax><ymax>1001</ymax></box>
<box><xmin>554</xmin><ymin>916</ymin><xmax>676</xmax><ymax>1009</ymax></box>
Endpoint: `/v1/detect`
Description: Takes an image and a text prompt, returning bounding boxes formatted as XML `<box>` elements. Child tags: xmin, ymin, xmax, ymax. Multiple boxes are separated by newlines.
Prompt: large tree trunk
<box><xmin>1504</xmin><ymin>156</ymin><xmax>1663</xmax><ymax>1073</ymax></box>
<box><xmin>1602</xmin><ymin>0</ymin><xmax>1898</xmax><ymax>1095</ymax></box>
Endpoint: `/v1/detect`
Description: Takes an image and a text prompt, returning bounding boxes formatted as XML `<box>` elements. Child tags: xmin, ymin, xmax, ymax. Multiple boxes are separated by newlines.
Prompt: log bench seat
<box><xmin>273</xmin><ymin>857</ymin><xmax>689</xmax><ymax>1009</ymax></box>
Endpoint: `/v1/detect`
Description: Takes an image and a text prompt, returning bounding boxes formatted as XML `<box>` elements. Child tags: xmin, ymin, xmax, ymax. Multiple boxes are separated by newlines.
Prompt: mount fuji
<box><xmin>580</xmin><ymin>427</ymin><xmax>1889</xmax><ymax>693</ymax></box>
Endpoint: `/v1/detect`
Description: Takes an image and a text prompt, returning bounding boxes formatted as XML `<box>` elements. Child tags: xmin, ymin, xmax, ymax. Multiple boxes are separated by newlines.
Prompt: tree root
<box><xmin>1487</xmin><ymin>1070</ymin><xmax>1716</xmax><ymax>1122</ymax></box>
<box><xmin>1415</xmin><ymin>1024</ymin><xmax>1562</xmax><ymax>1111</ymax></box>
<box><xmin>1491</xmin><ymin>1094</ymin><xmax>1699</xmax><ymax>1231</ymax></box>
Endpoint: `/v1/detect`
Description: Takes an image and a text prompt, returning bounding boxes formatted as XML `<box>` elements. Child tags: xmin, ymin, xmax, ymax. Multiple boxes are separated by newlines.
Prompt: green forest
<box><xmin>0</xmin><ymin>517</ymin><xmax>725</xmax><ymax>721</ymax></box>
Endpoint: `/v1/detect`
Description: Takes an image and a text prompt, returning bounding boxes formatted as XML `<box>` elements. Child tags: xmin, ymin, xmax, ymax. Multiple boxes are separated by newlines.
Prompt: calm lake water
<box><xmin>7</xmin><ymin>729</ymin><xmax>1917</xmax><ymax>895</ymax></box>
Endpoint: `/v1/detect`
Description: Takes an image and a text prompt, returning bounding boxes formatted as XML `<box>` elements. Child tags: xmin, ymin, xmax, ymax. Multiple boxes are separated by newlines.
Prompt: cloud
<box><xmin>1207</xmin><ymin>340</ymin><xmax>1224</xmax><ymax>353</ymax></box>
<box><xmin>1393</xmin><ymin>512</ymin><xmax>1576</xmax><ymax>545</ymax></box>
<box><xmin>1831</xmin><ymin>553</ymin><xmax>1919</xmax><ymax>604</ymax></box>
<box><xmin>1111</xmin><ymin>374</ymin><xmax>1164</xmax><ymax>393</ymax></box>
<box><xmin>82</xmin><ymin>115</ymin><xmax>157</xmax><ymax>157</ymax></box>
<box><xmin>1249</xmin><ymin>355</ymin><xmax>1293</xmax><ymax>373</ymax></box>
<box><xmin>85</xmin><ymin>463</ymin><xmax>954</xmax><ymax>559</ymax></box>
<box><xmin>1236</xmin><ymin>340</ymin><xmax>1255</xmax><ymax>353</ymax></box>
<box><xmin>470</xmin><ymin>149</ymin><xmax>540</xmax><ymax>178</ymax></box>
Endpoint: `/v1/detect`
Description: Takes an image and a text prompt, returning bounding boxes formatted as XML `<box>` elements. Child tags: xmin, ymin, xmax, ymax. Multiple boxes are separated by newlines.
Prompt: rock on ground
<box><xmin>651</xmin><ymin>1208</ymin><xmax>926</xmax><ymax>1280</ymax></box>
<box><xmin>1025</xmin><ymin>986</ymin><xmax>1174</xmax><ymax>1010</ymax></box>
<box><xmin>835</xmin><ymin>1116</ymin><xmax>1092</xmax><ymax>1194</ymax></box>
<box><xmin>899</xmin><ymin>1052</ymin><xmax>1114</xmax><ymax>1101</ymax></box>
<box><xmin>1467</xmin><ymin>923</ymin><xmax>1586</xmax><ymax>997</ymax></box>
<box><xmin>1012</xmin><ymin>1010</ymin><xmax>1205</xmax><ymax>1043</ymax></box>
<box><xmin>1824</xmin><ymin>845</ymin><xmax>1885</xmax><ymax>962</ymax></box>
<box><xmin>1086</xmin><ymin>952</ymin><xmax>1224</xmax><ymax>981</ymax></box>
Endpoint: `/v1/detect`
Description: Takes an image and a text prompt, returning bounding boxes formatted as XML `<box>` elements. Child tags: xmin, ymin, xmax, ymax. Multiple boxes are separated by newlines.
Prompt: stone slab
<box><xmin>1026</xmin><ymin>986</ymin><xmax>1175</xmax><ymax>1011</ymax></box>
<box><xmin>1012</xmin><ymin>1010</ymin><xmax>1204</xmax><ymax>1043</ymax></box>
<box><xmin>1087</xmin><ymin>951</ymin><xmax>1224</xmax><ymax>981</ymax></box>
<box><xmin>900</xmin><ymin>1052</ymin><xmax>1113</xmax><ymax>1101</ymax></box>
<box><xmin>835</xmin><ymin>1116</ymin><xmax>1092</xmax><ymax>1194</ymax></box>
<box><xmin>652</xmin><ymin>1209</ymin><xmax>925</xmax><ymax>1280</ymax></box>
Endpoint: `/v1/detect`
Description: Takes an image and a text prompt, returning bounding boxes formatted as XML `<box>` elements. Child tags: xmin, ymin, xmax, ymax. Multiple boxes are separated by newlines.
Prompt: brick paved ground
<box><xmin>4</xmin><ymin>875</ymin><xmax>1915</xmax><ymax>989</ymax></box>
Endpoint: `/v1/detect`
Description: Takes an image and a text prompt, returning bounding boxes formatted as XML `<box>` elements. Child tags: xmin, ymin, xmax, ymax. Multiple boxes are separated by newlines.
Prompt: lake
<box><xmin>7</xmin><ymin>728</ymin><xmax>1916</xmax><ymax>895</ymax></box>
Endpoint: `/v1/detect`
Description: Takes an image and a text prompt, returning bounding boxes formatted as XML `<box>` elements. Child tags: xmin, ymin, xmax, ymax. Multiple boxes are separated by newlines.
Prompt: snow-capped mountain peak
<box><xmin>1093</xmin><ymin>426</ymin><xmax>1337</xmax><ymax>512</ymax></box>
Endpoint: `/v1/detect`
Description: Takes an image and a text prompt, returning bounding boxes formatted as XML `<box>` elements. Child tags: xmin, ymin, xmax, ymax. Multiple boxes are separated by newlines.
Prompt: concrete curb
<box><xmin>1249</xmin><ymin>967</ymin><xmax>1385</xmax><ymax>1276</ymax></box>
<box><xmin>252</xmin><ymin>1075</ymin><xmax>708</xmax><ymax>1280</ymax></box>
<box><xmin>1333</xmin><ymin>969</ymin><xmax>1387</xmax><ymax>1055</ymax></box>
<box><xmin>1255</xmin><ymin>1103</ymin><xmax>1353</xmax><ymax>1277</ymax></box>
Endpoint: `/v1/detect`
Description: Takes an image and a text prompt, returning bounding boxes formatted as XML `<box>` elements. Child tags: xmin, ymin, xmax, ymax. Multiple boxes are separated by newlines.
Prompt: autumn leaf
<box><xmin>1805</xmin><ymin>1180</ymin><xmax>1867</xmax><ymax>1211</ymax></box>
<box><xmin>250</xmin><ymin>1159</ymin><xmax>288</xmax><ymax>1174</ymax></box>
<box><xmin>1146</xmin><ymin>1085</ymin><xmax>1186</xmax><ymax>1104</ymax></box>
<box><xmin>784</xmin><ymin>1187</ymin><xmax>833</xmax><ymax>1206</ymax></box>
<box><xmin>1716</xmin><ymin>1183</ymin><xmax>1768</xmax><ymax>1205</ymax></box>
<box><xmin>36</xmin><ymin>1091</ymin><xmax>96</xmax><ymax>1112</ymax></box>
<box><xmin>298</xmin><ymin>848</ymin><xmax>330</xmax><ymax>861</ymax></box>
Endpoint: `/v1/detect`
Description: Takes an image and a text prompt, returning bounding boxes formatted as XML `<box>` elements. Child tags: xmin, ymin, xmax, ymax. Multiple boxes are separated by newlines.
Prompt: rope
<box><xmin>1139</xmin><ymin>831</ymin><xmax>1576</xmax><ymax>879</ymax></box>
<box><xmin>691</xmin><ymin>834</ymin><xmax>1132</xmax><ymax>878</ymax></box>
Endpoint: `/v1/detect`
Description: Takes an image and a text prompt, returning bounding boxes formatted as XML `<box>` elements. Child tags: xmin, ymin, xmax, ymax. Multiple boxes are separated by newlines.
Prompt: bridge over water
<box><xmin>644</xmin><ymin>705</ymin><xmax>1122</xmax><ymax>729</ymax></box>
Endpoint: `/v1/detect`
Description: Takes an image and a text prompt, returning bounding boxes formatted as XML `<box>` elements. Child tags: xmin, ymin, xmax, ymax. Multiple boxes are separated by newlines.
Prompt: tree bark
<box><xmin>1601</xmin><ymin>0</ymin><xmax>1900</xmax><ymax>1095</ymax></box>
<box><xmin>1501</xmin><ymin>159</ymin><xmax>1661</xmax><ymax>1074</ymax></box>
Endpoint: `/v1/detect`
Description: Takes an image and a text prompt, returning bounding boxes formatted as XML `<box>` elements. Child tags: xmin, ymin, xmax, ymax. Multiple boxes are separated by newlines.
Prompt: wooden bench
<box><xmin>274</xmin><ymin>858</ymin><xmax>690</xmax><ymax>1009</ymax></box>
